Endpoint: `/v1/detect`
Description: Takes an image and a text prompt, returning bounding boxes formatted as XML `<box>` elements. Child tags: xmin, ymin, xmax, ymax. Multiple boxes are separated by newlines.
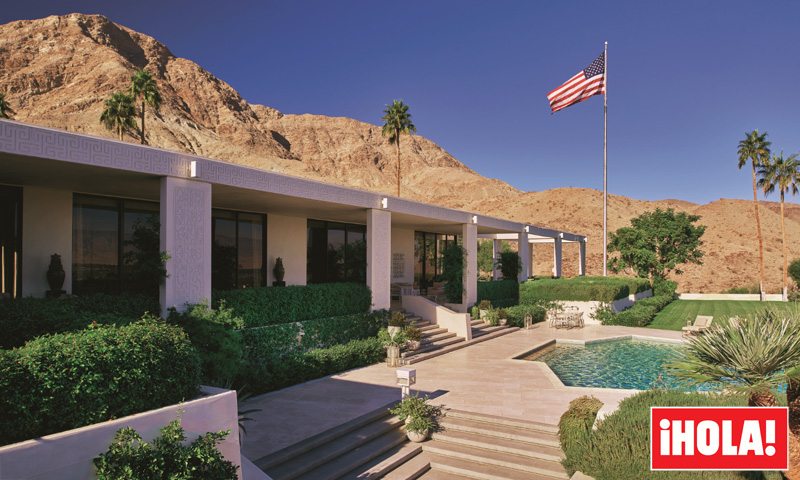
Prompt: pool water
<box><xmin>524</xmin><ymin>338</ymin><xmax>697</xmax><ymax>391</ymax></box>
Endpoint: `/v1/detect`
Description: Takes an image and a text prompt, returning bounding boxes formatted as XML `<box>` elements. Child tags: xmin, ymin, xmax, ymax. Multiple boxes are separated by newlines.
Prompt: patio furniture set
<box><xmin>548</xmin><ymin>306</ymin><xmax>584</xmax><ymax>329</ymax></box>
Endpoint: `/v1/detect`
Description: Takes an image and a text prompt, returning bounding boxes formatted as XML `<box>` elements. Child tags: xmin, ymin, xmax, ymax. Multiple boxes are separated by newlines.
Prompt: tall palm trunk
<box><xmin>118</xmin><ymin>124</ymin><xmax>123</xmax><ymax>141</ymax></box>
<box><xmin>781</xmin><ymin>191</ymin><xmax>788</xmax><ymax>301</ymax></box>
<box><xmin>749</xmin><ymin>390</ymin><xmax>777</xmax><ymax>407</ymax></box>
<box><xmin>752</xmin><ymin>164</ymin><xmax>765</xmax><ymax>300</ymax></box>
<box><xmin>140</xmin><ymin>100</ymin><xmax>146</xmax><ymax>145</ymax></box>
<box><xmin>395</xmin><ymin>130</ymin><xmax>401</xmax><ymax>197</ymax></box>
<box><xmin>789</xmin><ymin>379</ymin><xmax>800</xmax><ymax>434</ymax></box>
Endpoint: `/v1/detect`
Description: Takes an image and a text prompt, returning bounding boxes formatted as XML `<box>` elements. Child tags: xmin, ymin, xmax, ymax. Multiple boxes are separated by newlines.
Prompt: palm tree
<box><xmin>758</xmin><ymin>151</ymin><xmax>800</xmax><ymax>301</ymax></box>
<box><xmin>668</xmin><ymin>314</ymin><xmax>800</xmax><ymax>408</ymax></box>
<box><xmin>737</xmin><ymin>130</ymin><xmax>772</xmax><ymax>300</ymax></box>
<box><xmin>381</xmin><ymin>100</ymin><xmax>416</xmax><ymax>197</ymax></box>
<box><xmin>0</xmin><ymin>93</ymin><xmax>15</xmax><ymax>119</ymax></box>
<box><xmin>99</xmin><ymin>91</ymin><xmax>137</xmax><ymax>141</ymax></box>
<box><xmin>129</xmin><ymin>68</ymin><xmax>162</xmax><ymax>145</ymax></box>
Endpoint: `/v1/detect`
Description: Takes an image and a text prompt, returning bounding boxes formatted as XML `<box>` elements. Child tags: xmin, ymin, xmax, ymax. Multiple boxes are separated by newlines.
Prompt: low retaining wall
<box><xmin>0</xmin><ymin>386</ymin><xmax>241</xmax><ymax>480</ymax></box>
<box><xmin>402</xmin><ymin>295</ymin><xmax>472</xmax><ymax>340</ymax></box>
<box><xmin>676</xmin><ymin>293</ymin><xmax>784</xmax><ymax>301</ymax></box>
<box><xmin>562</xmin><ymin>289</ymin><xmax>653</xmax><ymax>325</ymax></box>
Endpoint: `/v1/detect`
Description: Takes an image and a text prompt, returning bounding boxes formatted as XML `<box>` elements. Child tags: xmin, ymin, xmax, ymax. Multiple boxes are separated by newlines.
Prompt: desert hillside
<box><xmin>1</xmin><ymin>14</ymin><xmax>797</xmax><ymax>293</ymax></box>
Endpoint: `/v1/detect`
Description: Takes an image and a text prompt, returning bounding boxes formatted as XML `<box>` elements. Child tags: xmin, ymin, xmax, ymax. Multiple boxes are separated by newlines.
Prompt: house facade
<box><xmin>0</xmin><ymin>120</ymin><xmax>586</xmax><ymax>315</ymax></box>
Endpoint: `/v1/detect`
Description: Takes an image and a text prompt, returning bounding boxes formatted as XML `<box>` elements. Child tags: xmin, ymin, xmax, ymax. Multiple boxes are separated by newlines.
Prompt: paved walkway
<box><xmin>240</xmin><ymin>324</ymin><xmax>684</xmax><ymax>462</ymax></box>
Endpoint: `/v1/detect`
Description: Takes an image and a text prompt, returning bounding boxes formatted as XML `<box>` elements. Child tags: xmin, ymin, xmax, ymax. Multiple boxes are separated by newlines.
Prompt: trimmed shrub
<box><xmin>0</xmin><ymin>317</ymin><xmax>201</xmax><ymax>446</ymax></box>
<box><xmin>497</xmin><ymin>251</ymin><xmax>521</xmax><ymax>280</ymax></box>
<box><xmin>211</xmin><ymin>283</ymin><xmax>371</xmax><ymax>327</ymax></box>
<box><xmin>601</xmin><ymin>295</ymin><xmax>674</xmax><ymax>327</ymax></box>
<box><xmin>242</xmin><ymin>337</ymin><xmax>386</xmax><ymax>394</ymax></box>
<box><xmin>520</xmin><ymin>276</ymin><xmax>650</xmax><ymax>304</ymax></box>
<box><xmin>0</xmin><ymin>293</ymin><xmax>160</xmax><ymax>349</ymax></box>
<box><xmin>559</xmin><ymin>396</ymin><xmax>603</xmax><ymax>476</ymax></box>
<box><xmin>789</xmin><ymin>258</ymin><xmax>800</xmax><ymax>288</ymax></box>
<box><xmin>653</xmin><ymin>278</ymin><xmax>677</xmax><ymax>297</ymax></box>
<box><xmin>477</xmin><ymin>279</ymin><xmax>519</xmax><ymax>307</ymax></box>
<box><xmin>560</xmin><ymin>390</ymin><xmax>774</xmax><ymax>479</ymax></box>
<box><xmin>504</xmin><ymin>304</ymin><xmax>546</xmax><ymax>328</ymax></box>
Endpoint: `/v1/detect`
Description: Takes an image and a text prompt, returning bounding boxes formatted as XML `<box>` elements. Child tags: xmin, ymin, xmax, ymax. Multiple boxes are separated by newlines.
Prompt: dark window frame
<box><xmin>211</xmin><ymin>208</ymin><xmax>268</xmax><ymax>290</ymax></box>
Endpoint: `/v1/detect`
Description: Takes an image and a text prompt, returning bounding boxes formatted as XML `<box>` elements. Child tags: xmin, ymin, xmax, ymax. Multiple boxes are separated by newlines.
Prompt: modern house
<box><xmin>0</xmin><ymin>119</ymin><xmax>586</xmax><ymax>315</ymax></box>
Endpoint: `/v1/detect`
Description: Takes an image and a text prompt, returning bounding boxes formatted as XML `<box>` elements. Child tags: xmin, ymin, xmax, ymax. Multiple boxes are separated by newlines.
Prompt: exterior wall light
<box><xmin>381</xmin><ymin>198</ymin><xmax>388</xmax><ymax>209</ymax></box>
<box><xmin>524</xmin><ymin>225</ymin><xmax>530</xmax><ymax>232</ymax></box>
<box><xmin>396</xmin><ymin>367</ymin><xmax>416</xmax><ymax>400</ymax></box>
<box><xmin>190</xmin><ymin>161</ymin><xmax>199</xmax><ymax>178</ymax></box>
<box><xmin>471</xmin><ymin>215</ymin><xmax>478</xmax><ymax>224</ymax></box>
<box><xmin>559</xmin><ymin>232</ymin><xmax>564</xmax><ymax>238</ymax></box>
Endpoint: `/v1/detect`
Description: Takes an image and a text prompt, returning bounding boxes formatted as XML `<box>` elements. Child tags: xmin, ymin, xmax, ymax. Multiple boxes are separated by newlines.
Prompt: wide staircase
<box><xmin>399</xmin><ymin>311</ymin><xmax>518</xmax><ymax>365</ymax></box>
<box><xmin>254</xmin><ymin>404</ymin><xmax>568</xmax><ymax>480</ymax></box>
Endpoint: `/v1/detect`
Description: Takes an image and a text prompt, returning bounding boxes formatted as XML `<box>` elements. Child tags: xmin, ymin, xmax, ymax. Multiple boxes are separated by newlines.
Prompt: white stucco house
<box><xmin>0</xmin><ymin>119</ymin><xmax>586</xmax><ymax>315</ymax></box>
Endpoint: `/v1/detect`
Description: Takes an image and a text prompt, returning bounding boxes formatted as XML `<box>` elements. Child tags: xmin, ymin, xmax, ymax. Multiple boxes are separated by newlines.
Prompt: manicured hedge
<box><xmin>212</xmin><ymin>283</ymin><xmax>372</xmax><ymax>327</ymax></box>
<box><xmin>519</xmin><ymin>276</ymin><xmax>650</xmax><ymax>303</ymax></box>
<box><xmin>504</xmin><ymin>305</ymin><xmax>546</xmax><ymax>328</ymax></box>
<box><xmin>477</xmin><ymin>279</ymin><xmax>519</xmax><ymax>307</ymax></box>
<box><xmin>0</xmin><ymin>293</ymin><xmax>161</xmax><ymax>349</ymax></box>
<box><xmin>0</xmin><ymin>317</ymin><xmax>201</xmax><ymax>446</ymax></box>
<box><xmin>559</xmin><ymin>390</ymin><xmax>762</xmax><ymax>479</ymax></box>
<box><xmin>242</xmin><ymin>337</ymin><xmax>386</xmax><ymax>394</ymax></box>
<box><xmin>600</xmin><ymin>295</ymin><xmax>674</xmax><ymax>327</ymax></box>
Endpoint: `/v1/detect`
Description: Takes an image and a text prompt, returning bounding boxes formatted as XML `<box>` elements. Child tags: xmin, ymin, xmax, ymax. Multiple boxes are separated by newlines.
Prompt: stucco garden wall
<box><xmin>22</xmin><ymin>186</ymin><xmax>72</xmax><ymax>297</ymax></box>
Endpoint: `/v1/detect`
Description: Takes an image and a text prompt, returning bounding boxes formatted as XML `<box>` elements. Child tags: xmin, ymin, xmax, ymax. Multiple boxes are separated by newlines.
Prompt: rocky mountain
<box><xmin>1</xmin><ymin>14</ymin><xmax>797</xmax><ymax>293</ymax></box>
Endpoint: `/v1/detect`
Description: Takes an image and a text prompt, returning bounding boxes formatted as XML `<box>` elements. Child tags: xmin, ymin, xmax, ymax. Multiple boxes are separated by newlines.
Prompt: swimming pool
<box><xmin>523</xmin><ymin>338</ymin><xmax>697</xmax><ymax>391</ymax></box>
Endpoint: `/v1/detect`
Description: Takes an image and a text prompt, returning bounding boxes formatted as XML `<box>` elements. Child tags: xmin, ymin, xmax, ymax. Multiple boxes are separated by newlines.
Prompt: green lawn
<box><xmin>647</xmin><ymin>300</ymin><xmax>798</xmax><ymax>331</ymax></box>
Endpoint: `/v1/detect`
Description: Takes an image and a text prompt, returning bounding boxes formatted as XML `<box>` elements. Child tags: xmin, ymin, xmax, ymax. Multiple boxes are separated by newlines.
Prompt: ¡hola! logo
<box><xmin>651</xmin><ymin>407</ymin><xmax>788</xmax><ymax>471</ymax></box>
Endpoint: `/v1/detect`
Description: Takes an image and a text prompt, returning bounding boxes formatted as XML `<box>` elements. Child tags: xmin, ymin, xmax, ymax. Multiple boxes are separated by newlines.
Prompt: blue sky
<box><xmin>3</xmin><ymin>1</ymin><xmax>799</xmax><ymax>205</ymax></box>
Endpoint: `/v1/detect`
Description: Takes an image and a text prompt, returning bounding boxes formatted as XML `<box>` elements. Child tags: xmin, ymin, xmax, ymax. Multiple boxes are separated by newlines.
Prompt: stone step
<box><xmin>445</xmin><ymin>409</ymin><xmax>559</xmax><ymax>435</ymax></box>
<box><xmin>416</xmin><ymin>323</ymin><xmax>438</xmax><ymax>332</ymax></box>
<box><xmin>261</xmin><ymin>415</ymin><xmax>404</xmax><ymax>480</ymax></box>
<box><xmin>413</xmin><ymin>336</ymin><xmax>465</xmax><ymax>352</ymax></box>
<box><xmin>426</xmin><ymin>452</ymin><xmax>567</xmax><ymax>480</ymax></box>
<box><xmin>300</xmin><ymin>429</ymin><xmax>408</xmax><ymax>480</ymax></box>
<box><xmin>416</xmin><ymin>463</ymin><xmax>473</xmax><ymax>479</ymax></box>
<box><xmin>253</xmin><ymin>401</ymin><xmax>397</xmax><ymax>471</ymax></box>
<box><xmin>423</xmin><ymin>443</ymin><xmax>568</xmax><ymax>479</ymax></box>
<box><xmin>420</xmin><ymin>327</ymin><xmax>448</xmax><ymax>338</ymax></box>
<box><xmin>438</xmin><ymin>417</ymin><xmax>560</xmax><ymax>448</ymax></box>
<box><xmin>431</xmin><ymin>429</ymin><xmax>563</xmax><ymax>463</ymax></box>
<box><xmin>404</xmin><ymin>328</ymin><xmax>519</xmax><ymax>365</ymax></box>
<box><xmin>471</xmin><ymin>326</ymin><xmax>507</xmax><ymax>338</ymax></box>
<box><xmin>377</xmin><ymin>448</ymin><xmax>430</xmax><ymax>480</ymax></box>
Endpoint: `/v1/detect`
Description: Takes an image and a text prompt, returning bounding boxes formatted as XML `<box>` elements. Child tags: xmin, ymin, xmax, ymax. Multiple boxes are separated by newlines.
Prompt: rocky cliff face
<box><xmin>2</xmin><ymin>14</ymin><xmax>797</xmax><ymax>293</ymax></box>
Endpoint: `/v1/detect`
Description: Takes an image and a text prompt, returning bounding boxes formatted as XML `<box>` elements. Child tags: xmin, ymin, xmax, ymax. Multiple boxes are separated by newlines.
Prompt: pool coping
<box><xmin>505</xmin><ymin>334</ymin><xmax>687</xmax><ymax>393</ymax></box>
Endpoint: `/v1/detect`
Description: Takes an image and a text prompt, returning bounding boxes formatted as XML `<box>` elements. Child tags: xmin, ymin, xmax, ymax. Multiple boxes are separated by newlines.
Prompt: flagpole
<box><xmin>603</xmin><ymin>41</ymin><xmax>608</xmax><ymax>277</ymax></box>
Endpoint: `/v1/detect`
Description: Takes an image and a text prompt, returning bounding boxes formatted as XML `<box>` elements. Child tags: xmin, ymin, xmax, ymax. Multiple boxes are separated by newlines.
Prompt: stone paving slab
<box><xmin>240</xmin><ymin>324</ymin><xmax>683</xmax><ymax>462</ymax></box>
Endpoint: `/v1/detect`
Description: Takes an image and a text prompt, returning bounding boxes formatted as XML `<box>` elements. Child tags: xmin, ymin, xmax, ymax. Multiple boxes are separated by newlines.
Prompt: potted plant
<box><xmin>379</xmin><ymin>327</ymin><xmax>406</xmax><ymax>367</ymax></box>
<box><xmin>478</xmin><ymin>300</ymin><xmax>492</xmax><ymax>319</ymax></box>
<box><xmin>388</xmin><ymin>311</ymin><xmax>406</xmax><ymax>338</ymax></box>
<box><xmin>405</xmin><ymin>323</ymin><xmax>422</xmax><ymax>351</ymax></box>
<box><xmin>272</xmin><ymin>257</ymin><xmax>286</xmax><ymax>286</ymax></box>
<box><xmin>497</xmin><ymin>309</ymin><xmax>508</xmax><ymax>327</ymax></box>
<box><xmin>46</xmin><ymin>253</ymin><xmax>66</xmax><ymax>297</ymax></box>
<box><xmin>484</xmin><ymin>309</ymin><xmax>499</xmax><ymax>326</ymax></box>
<box><xmin>388</xmin><ymin>393</ymin><xmax>444</xmax><ymax>443</ymax></box>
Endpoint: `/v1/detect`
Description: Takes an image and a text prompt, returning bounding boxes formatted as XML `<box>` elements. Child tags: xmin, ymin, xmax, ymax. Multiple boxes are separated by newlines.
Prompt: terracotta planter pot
<box><xmin>387</xmin><ymin>326</ymin><xmax>402</xmax><ymax>338</ymax></box>
<box><xmin>499</xmin><ymin>318</ymin><xmax>507</xmax><ymax>326</ymax></box>
<box><xmin>406</xmin><ymin>429</ymin><xmax>428</xmax><ymax>443</ymax></box>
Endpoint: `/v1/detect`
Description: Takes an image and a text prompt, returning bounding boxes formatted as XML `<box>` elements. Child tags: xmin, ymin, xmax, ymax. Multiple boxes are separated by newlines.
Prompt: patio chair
<box><xmin>682</xmin><ymin>315</ymin><xmax>713</xmax><ymax>335</ymax></box>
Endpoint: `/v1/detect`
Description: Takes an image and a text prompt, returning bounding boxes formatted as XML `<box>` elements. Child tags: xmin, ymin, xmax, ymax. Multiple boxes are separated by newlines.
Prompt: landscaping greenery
<box><xmin>211</xmin><ymin>283</ymin><xmax>371</xmax><ymax>327</ymax></box>
<box><xmin>607</xmin><ymin>208</ymin><xmax>705</xmax><ymax>285</ymax></box>
<box><xmin>440</xmin><ymin>242</ymin><xmax>466</xmax><ymax>303</ymax></box>
<box><xmin>476</xmin><ymin>279</ymin><xmax>519</xmax><ymax>307</ymax></box>
<box><xmin>738</xmin><ymin>130</ymin><xmax>772</xmax><ymax>296</ymax></box>
<box><xmin>790</xmin><ymin>258</ymin><xmax>800</xmax><ymax>289</ymax></box>
<box><xmin>0</xmin><ymin>292</ymin><xmax>160</xmax><ymax>349</ymax></box>
<box><xmin>503</xmin><ymin>304</ymin><xmax>546</xmax><ymax>327</ymax></box>
<box><xmin>0</xmin><ymin>317</ymin><xmax>201</xmax><ymax>446</ymax></box>
<box><xmin>129</xmin><ymin>68</ymin><xmax>162</xmax><ymax>146</ymax></box>
<box><xmin>647</xmin><ymin>300</ymin><xmax>797</xmax><ymax>331</ymax></box>
<box><xmin>100</xmin><ymin>91</ymin><xmax>137</xmax><ymax>141</ymax></box>
<box><xmin>381</xmin><ymin>100</ymin><xmax>416</xmax><ymax>197</ymax></box>
<box><xmin>94</xmin><ymin>417</ymin><xmax>237</xmax><ymax>480</ymax></box>
<box><xmin>598</xmin><ymin>295</ymin><xmax>674</xmax><ymax>327</ymax></box>
<box><xmin>519</xmin><ymin>276</ymin><xmax>649</xmax><ymax>303</ymax></box>
<box><xmin>559</xmin><ymin>391</ymin><xmax>781</xmax><ymax>479</ymax></box>
<box><xmin>0</xmin><ymin>92</ymin><xmax>15</xmax><ymax>119</ymax></box>
<box><xmin>496</xmin><ymin>250</ymin><xmax>521</xmax><ymax>281</ymax></box>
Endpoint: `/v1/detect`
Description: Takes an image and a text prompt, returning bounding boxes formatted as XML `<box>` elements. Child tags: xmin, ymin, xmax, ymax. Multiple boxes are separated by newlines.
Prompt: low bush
<box><xmin>558</xmin><ymin>396</ymin><xmax>603</xmax><ymax>476</ymax></box>
<box><xmin>520</xmin><ymin>276</ymin><xmax>650</xmax><ymax>304</ymax></box>
<box><xmin>0</xmin><ymin>317</ymin><xmax>201</xmax><ymax>446</ymax></box>
<box><xmin>504</xmin><ymin>304</ymin><xmax>546</xmax><ymax>328</ymax></box>
<box><xmin>496</xmin><ymin>251</ymin><xmax>521</xmax><ymax>280</ymax></box>
<box><xmin>242</xmin><ymin>337</ymin><xmax>386</xmax><ymax>394</ymax></box>
<box><xmin>559</xmin><ymin>389</ymin><xmax>779</xmax><ymax>479</ymax></box>
<box><xmin>0</xmin><ymin>293</ymin><xmax>160</xmax><ymax>349</ymax></box>
<box><xmin>721</xmin><ymin>284</ymin><xmax>759</xmax><ymax>294</ymax></box>
<box><xmin>653</xmin><ymin>278</ymin><xmax>678</xmax><ymax>297</ymax></box>
<box><xmin>212</xmin><ymin>283</ymin><xmax>371</xmax><ymax>327</ymax></box>
<box><xmin>477</xmin><ymin>279</ymin><xmax>519</xmax><ymax>307</ymax></box>
<box><xmin>601</xmin><ymin>295</ymin><xmax>674</xmax><ymax>327</ymax></box>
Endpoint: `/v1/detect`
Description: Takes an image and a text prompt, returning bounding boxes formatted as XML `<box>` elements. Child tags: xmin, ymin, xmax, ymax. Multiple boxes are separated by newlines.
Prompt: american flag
<box><xmin>547</xmin><ymin>52</ymin><xmax>605</xmax><ymax>113</ymax></box>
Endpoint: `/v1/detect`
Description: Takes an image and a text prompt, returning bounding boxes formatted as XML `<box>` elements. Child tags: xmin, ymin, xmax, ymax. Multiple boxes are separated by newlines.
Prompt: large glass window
<box><xmin>414</xmin><ymin>231</ymin><xmax>459</xmax><ymax>293</ymax></box>
<box><xmin>211</xmin><ymin>209</ymin><xmax>266</xmax><ymax>290</ymax></box>
<box><xmin>73</xmin><ymin>194</ymin><xmax>160</xmax><ymax>296</ymax></box>
<box><xmin>0</xmin><ymin>186</ymin><xmax>22</xmax><ymax>298</ymax></box>
<box><xmin>306</xmin><ymin>219</ymin><xmax>366</xmax><ymax>284</ymax></box>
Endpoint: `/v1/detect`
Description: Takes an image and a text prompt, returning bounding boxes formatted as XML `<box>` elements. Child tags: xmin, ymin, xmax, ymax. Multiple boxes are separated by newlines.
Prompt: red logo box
<box><xmin>651</xmin><ymin>407</ymin><xmax>788</xmax><ymax>471</ymax></box>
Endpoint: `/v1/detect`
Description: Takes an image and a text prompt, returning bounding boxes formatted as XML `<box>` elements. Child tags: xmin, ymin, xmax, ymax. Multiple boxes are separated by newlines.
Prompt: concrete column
<box><xmin>492</xmin><ymin>239</ymin><xmax>502</xmax><ymax>280</ymax></box>
<box><xmin>553</xmin><ymin>237</ymin><xmax>563</xmax><ymax>278</ymax></box>
<box><xmin>366</xmin><ymin>209</ymin><xmax>392</xmax><ymax>310</ymax></box>
<box><xmin>579</xmin><ymin>239</ymin><xmax>587</xmax><ymax>276</ymax></box>
<box><xmin>160</xmin><ymin>177</ymin><xmax>212</xmax><ymax>318</ymax></box>
<box><xmin>518</xmin><ymin>231</ymin><xmax>530</xmax><ymax>282</ymax></box>
<box><xmin>463</xmin><ymin>223</ymin><xmax>478</xmax><ymax>305</ymax></box>
<box><xmin>529</xmin><ymin>243</ymin><xmax>534</xmax><ymax>279</ymax></box>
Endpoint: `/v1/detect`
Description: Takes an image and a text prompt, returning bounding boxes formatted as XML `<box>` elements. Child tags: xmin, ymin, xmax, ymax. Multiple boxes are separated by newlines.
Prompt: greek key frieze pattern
<box><xmin>172</xmin><ymin>186</ymin><xmax>207</xmax><ymax>301</ymax></box>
